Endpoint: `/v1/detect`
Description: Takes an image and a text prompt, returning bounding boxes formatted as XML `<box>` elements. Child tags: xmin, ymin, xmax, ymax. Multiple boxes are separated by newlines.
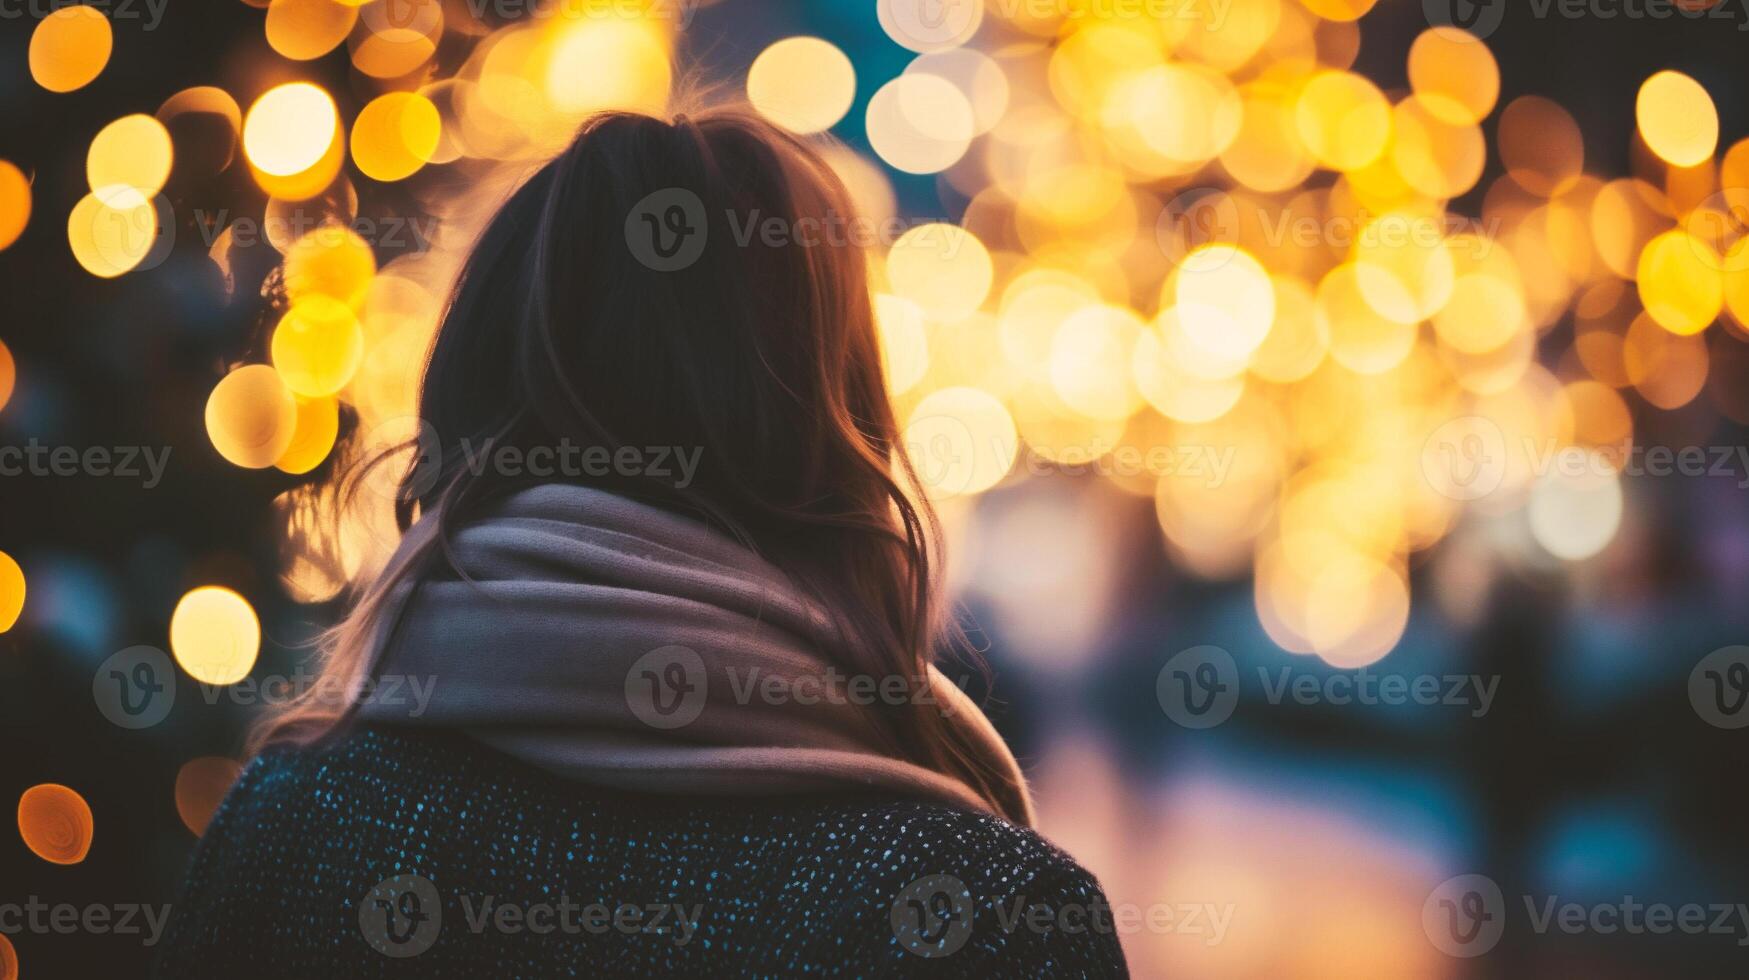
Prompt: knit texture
<box><xmin>155</xmin><ymin>727</ymin><xmax>1128</xmax><ymax>978</ymax></box>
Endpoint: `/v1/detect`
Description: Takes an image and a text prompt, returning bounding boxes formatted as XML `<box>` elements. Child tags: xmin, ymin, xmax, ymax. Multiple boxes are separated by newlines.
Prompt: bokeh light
<box><xmin>271</xmin><ymin>297</ymin><xmax>366</xmax><ymax>397</ymax></box>
<box><xmin>66</xmin><ymin>188</ymin><xmax>158</xmax><ymax>278</ymax></box>
<box><xmin>545</xmin><ymin>18</ymin><xmax>672</xmax><ymax>118</ymax></box>
<box><xmin>748</xmin><ymin>37</ymin><xmax>856</xmax><ymax>134</ymax></box>
<box><xmin>168</xmin><ymin>586</ymin><xmax>260</xmax><ymax>685</ymax></box>
<box><xmin>87</xmin><ymin>114</ymin><xmax>175</xmax><ymax>200</ymax></box>
<box><xmin>274</xmin><ymin>395</ymin><xmax>340</xmax><ymax>475</ymax></box>
<box><xmin>350</xmin><ymin>92</ymin><xmax>442</xmax><ymax>183</ymax></box>
<box><xmin>28</xmin><ymin>5</ymin><xmax>111</xmax><ymax>93</ymax></box>
<box><xmin>904</xmin><ymin>386</ymin><xmax>1016</xmax><ymax>498</ymax></box>
<box><xmin>174</xmin><ymin>757</ymin><xmax>244</xmax><ymax>836</ymax></box>
<box><xmin>283</xmin><ymin>224</ymin><xmax>376</xmax><ymax>308</ymax></box>
<box><xmin>243</xmin><ymin>83</ymin><xmax>341</xmax><ymax>178</ymax></box>
<box><xmin>1407</xmin><ymin>27</ymin><xmax>1498</xmax><ymax>126</ymax></box>
<box><xmin>264</xmin><ymin>0</ymin><xmax>358</xmax><ymax>62</ymax></box>
<box><xmin>866</xmin><ymin>74</ymin><xmax>975</xmax><ymax>174</ymax></box>
<box><xmin>886</xmin><ymin>223</ymin><xmax>992</xmax><ymax>321</ymax></box>
<box><xmin>205</xmin><ymin>364</ymin><xmax>300</xmax><ymax>469</ymax></box>
<box><xmin>1637</xmin><ymin>70</ymin><xmax>1719</xmax><ymax>168</ymax></box>
<box><xmin>0</xmin><ymin>550</ymin><xmax>24</xmax><ymax>633</ymax></box>
<box><xmin>0</xmin><ymin>161</ymin><xmax>29</xmax><ymax>251</ymax></box>
<box><xmin>16</xmin><ymin>783</ymin><xmax>93</xmax><ymax>865</ymax></box>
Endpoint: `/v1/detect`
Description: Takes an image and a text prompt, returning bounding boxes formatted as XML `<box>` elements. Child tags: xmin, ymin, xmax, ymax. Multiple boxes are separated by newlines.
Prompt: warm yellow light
<box><xmin>350</xmin><ymin>0</ymin><xmax>442</xmax><ymax>79</ymax></box>
<box><xmin>1297</xmin><ymin>0</ymin><xmax>1377</xmax><ymax>21</ymax></box>
<box><xmin>1111</xmin><ymin>64</ymin><xmax>1242</xmax><ymax>169</ymax></box>
<box><xmin>205</xmin><ymin>364</ymin><xmax>300</xmax><ymax>469</ymax></box>
<box><xmin>0</xmin><ymin>339</ymin><xmax>14</xmax><ymax>414</ymax></box>
<box><xmin>169</xmin><ymin>586</ymin><xmax>260</xmax><ymax>686</ymax></box>
<box><xmin>748</xmin><ymin>37</ymin><xmax>855</xmax><ymax>135</ymax></box>
<box><xmin>1637</xmin><ymin>70</ymin><xmax>1718</xmax><ymax>168</ymax></box>
<box><xmin>253</xmin><ymin>130</ymin><xmax>344</xmax><ymax>202</ymax></box>
<box><xmin>874</xmin><ymin>293</ymin><xmax>929</xmax><ymax>396</ymax></box>
<box><xmin>28</xmin><ymin>5</ymin><xmax>111</xmax><ymax>93</ymax></box>
<box><xmin>1174</xmin><ymin>245</ymin><xmax>1276</xmax><ymax>360</ymax></box>
<box><xmin>1390</xmin><ymin>97</ymin><xmax>1485</xmax><ymax>199</ymax></box>
<box><xmin>1636</xmin><ymin>230</ymin><xmax>1721</xmax><ymax>335</ymax></box>
<box><xmin>903</xmin><ymin>386</ymin><xmax>1016</xmax><ymax>498</ymax></box>
<box><xmin>1434</xmin><ymin>269</ymin><xmax>1528</xmax><ymax>355</ymax></box>
<box><xmin>67</xmin><ymin>188</ymin><xmax>157</xmax><ymax>278</ymax></box>
<box><xmin>16</xmin><ymin>783</ymin><xmax>92</xmax><ymax>865</ymax></box>
<box><xmin>1249</xmin><ymin>276</ymin><xmax>1327</xmax><ymax>383</ymax></box>
<box><xmin>1049</xmin><ymin>305</ymin><xmax>1144</xmax><ymax>421</ymax></box>
<box><xmin>1295</xmin><ymin>71</ymin><xmax>1390</xmax><ymax>173</ymax></box>
<box><xmin>350</xmin><ymin>92</ymin><xmax>442</xmax><ymax>182</ymax></box>
<box><xmin>0</xmin><ymin>160</ymin><xmax>29</xmax><ymax>252</ymax></box>
<box><xmin>272</xmin><ymin>297</ymin><xmax>366</xmax><ymax>397</ymax></box>
<box><xmin>545</xmin><ymin>18</ymin><xmax>672</xmax><ymax>117</ymax></box>
<box><xmin>1221</xmin><ymin>90</ymin><xmax>1315</xmax><ymax>194</ymax></box>
<box><xmin>1133</xmin><ymin>309</ymin><xmax>1244</xmax><ymax>423</ymax></box>
<box><xmin>283</xmin><ymin>224</ymin><xmax>377</xmax><ymax>308</ymax></box>
<box><xmin>1407</xmin><ymin>27</ymin><xmax>1498</xmax><ymax>127</ymax></box>
<box><xmin>0</xmin><ymin>549</ymin><xmax>24</xmax><ymax>633</ymax></box>
<box><xmin>1590</xmin><ymin>178</ymin><xmax>1669</xmax><ymax>279</ymax></box>
<box><xmin>244</xmin><ymin>83</ymin><xmax>340</xmax><ymax>178</ymax></box>
<box><xmin>275</xmin><ymin>396</ymin><xmax>340</xmax><ymax>474</ymax></box>
<box><xmin>886</xmin><ymin>223</ymin><xmax>993</xmax><ymax>322</ymax></box>
<box><xmin>866</xmin><ymin>74</ymin><xmax>974</xmax><ymax>175</ymax></box>
<box><xmin>87</xmin><ymin>114</ymin><xmax>174</xmax><ymax>199</ymax></box>
<box><xmin>265</xmin><ymin>0</ymin><xmax>359</xmax><ymax>61</ymax></box>
<box><xmin>1318</xmin><ymin>263</ymin><xmax>1417</xmax><ymax>374</ymax></box>
<box><xmin>1351</xmin><ymin>212</ymin><xmax>1456</xmax><ymax>324</ymax></box>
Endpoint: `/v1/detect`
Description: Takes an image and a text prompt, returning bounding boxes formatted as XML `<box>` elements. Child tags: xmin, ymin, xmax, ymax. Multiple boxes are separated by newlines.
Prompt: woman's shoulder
<box><xmin>158</xmin><ymin>726</ymin><xmax>1128</xmax><ymax>977</ymax></box>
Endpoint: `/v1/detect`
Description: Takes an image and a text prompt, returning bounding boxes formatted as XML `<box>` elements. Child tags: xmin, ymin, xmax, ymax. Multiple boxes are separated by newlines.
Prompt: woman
<box><xmin>156</xmin><ymin>108</ymin><xmax>1127</xmax><ymax>977</ymax></box>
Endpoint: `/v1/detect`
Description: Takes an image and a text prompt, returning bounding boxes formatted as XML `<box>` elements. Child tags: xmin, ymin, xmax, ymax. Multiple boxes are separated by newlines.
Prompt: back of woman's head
<box><xmin>257</xmin><ymin>107</ymin><xmax>1024</xmax><ymax>820</ymax></box>
<box><xmin>434</xmin><ymin>108</ymin><xmax>897</xmax><ymax>526</ymax></box>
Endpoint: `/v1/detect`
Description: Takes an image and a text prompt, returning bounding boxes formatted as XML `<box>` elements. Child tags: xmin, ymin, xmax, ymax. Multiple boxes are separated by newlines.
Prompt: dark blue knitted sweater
<box><xmin>153</xmin><ymin>727</ymin><xmax>1129</xmax><ymax>978</ymax></box>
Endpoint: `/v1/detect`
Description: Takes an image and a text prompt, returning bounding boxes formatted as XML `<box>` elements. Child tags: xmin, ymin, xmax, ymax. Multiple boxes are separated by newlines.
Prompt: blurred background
<box><xmin>5</xmin><ymin>0</ymin><xmax>1749</xmax><ymax>975</ymax></box>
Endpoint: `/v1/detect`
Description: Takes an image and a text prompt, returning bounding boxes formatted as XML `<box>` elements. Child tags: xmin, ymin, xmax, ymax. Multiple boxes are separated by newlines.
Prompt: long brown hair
<box><xmin>252</xmin><ymin>106</ymin><xmax>1028</xmax><ymax>823</ymax></box>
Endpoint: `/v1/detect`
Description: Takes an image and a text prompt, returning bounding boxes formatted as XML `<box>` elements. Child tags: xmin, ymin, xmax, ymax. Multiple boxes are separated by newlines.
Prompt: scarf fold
<box><xmin>354</xmin><ymin>483</ymin><xmax>1034</xmax><ymax>825</ymax></box>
